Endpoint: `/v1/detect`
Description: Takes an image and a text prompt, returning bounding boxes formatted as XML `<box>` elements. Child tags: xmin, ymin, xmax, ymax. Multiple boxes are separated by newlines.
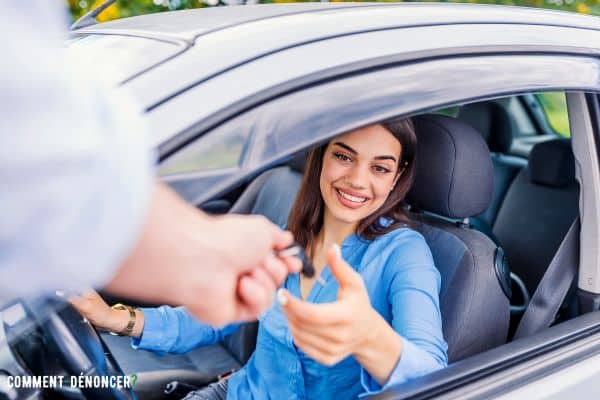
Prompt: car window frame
<box><xmin>160</xmin><ymin>53</ymin><xmax>600</xmax><ymax>206</ymax></box>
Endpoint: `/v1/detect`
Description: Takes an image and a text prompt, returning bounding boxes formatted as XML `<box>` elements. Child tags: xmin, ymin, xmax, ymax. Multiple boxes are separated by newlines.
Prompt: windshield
<box><xmin>67</xmin><ymin>34</ymin><xmax>182</xmax><ymax>86</ymax></box>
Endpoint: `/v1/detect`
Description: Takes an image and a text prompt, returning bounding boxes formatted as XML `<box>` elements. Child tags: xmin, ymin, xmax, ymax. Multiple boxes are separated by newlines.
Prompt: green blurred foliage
<box><xmin>536</xmin><ymin>92</ymin><xmax>571</xmax><ymax>137</ymax></box>
<box><xmin>68</xmin><ymin>0</ymin><xmax>206</xmax><ymax>22</ymax></box>
<box><xmin>68</xmin><ymin>0</ymin><xmax>599</xmax><ymax>22</ymax></box>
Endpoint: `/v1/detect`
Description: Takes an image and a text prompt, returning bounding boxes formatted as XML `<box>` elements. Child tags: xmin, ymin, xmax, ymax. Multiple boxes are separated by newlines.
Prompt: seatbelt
<box><xmin>513</xmin><ymin>218</ymin><xmax>580</xmax><ymax>340</ymax></box>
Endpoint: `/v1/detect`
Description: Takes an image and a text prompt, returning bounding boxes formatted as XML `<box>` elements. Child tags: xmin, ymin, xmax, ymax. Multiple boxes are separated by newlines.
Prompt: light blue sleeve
<box><xmin>360</xmin><ymin>232</ymin><xmax>448</xmax><ymax>396</ymax></box>
<box><xmin>132</xmin><ymin>306</ymin><xmax>241</xmax><ymax>354</ymax></box>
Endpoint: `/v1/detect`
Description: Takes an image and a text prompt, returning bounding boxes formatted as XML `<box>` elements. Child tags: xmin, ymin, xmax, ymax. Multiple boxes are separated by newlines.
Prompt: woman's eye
<box><xmin>373</xmin><ymin>165</ymin><xmax>391</xmax><ymax>174</ymax></box>
<box><xmin>333</xmin><ymin>153</ymin><xmax>352</xmax><ymax>162</ymax></box>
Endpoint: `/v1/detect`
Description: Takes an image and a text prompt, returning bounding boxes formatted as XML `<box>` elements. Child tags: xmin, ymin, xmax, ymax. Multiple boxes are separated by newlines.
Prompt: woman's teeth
<box><xmin>337</xmin><ymin>189</ymin><xmax>367</xmax><ymax>203</ymax></box>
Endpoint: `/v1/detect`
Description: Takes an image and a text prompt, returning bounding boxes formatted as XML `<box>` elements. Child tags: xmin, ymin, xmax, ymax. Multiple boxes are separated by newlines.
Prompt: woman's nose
<box><xmin>345</xmin><ymin>165</ymin><xmax>368</xmax><ymax>189</ymax></box>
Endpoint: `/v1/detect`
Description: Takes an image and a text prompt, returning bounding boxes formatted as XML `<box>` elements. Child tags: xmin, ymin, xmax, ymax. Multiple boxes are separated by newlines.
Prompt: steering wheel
<box><xmin>36</xmin><ymin>297</ymin><xmax>135</xmax><ymax>400</ymax></box>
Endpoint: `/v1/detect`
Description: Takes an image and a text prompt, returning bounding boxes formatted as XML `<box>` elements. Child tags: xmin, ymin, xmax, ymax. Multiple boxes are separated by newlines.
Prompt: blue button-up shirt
<box><xmin>133</xmin><ymin>227</ymin><xmax>448</xmax><ymax>399</ymax></box>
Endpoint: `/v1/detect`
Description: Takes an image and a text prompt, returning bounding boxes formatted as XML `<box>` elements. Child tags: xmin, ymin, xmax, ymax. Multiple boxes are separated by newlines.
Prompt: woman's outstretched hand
<box><xmin>278</xmin><ymin>244</ymin><xmax>382</xmax><ymax>365</ymax></box>
<box><xmin>279</xmin><ymin>244</ymin><xmax>403</xmax><ymax>385</ymax></box>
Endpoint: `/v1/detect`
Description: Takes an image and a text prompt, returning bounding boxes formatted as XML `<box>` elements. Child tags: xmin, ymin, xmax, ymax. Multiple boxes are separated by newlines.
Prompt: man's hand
<box><xmin>187</xmin><ymin>213</ymin><xmax>302</xmax><ymax>324</ymax></box>
<box><xmin>104</xmin><ymin>182</ymin><xmax>301</xmax><ymax>326</ymax></box>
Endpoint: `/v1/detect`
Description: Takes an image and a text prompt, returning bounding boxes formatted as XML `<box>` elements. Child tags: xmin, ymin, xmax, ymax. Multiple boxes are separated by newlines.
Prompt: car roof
<box><xmin>74</xmin><ymin>3</ymin><xmax>600</xmax><ymax>99</ymax></box>
<box><xmin>70</xmin><ymin>3</ymin><xmax>600</xmax><ymax>145</ymax></box>
<box><xmin>77</xmin><ymin>2</ymin><xmax>600</xmax><ymax>43</ymax></box>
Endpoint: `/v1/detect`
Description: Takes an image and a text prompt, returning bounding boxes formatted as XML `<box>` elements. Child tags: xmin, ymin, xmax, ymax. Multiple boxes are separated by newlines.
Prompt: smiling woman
<box><xmin>71</xmin><ymin>119</ymin><xmax>448</xmax><ymax>400</ymax></box>
<box><xmin>277</xmin><ymin>118</ymin><xmax>447</xmax><ymax>394</ymax></box>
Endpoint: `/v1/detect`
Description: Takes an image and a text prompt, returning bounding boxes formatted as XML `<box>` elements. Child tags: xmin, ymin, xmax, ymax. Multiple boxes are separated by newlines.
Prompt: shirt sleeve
<box><xmin>132</xmin><ymin>306</ymin><xmax>241</xmax><ymax>354</ymax></box>
<box><xmin>0</xmin><ymin>2</ymin><xmax>154</xmax><ymax>302</ymax></box>
<box><xmin>360</xmin><ymin>231</ymin><xmax>448</xmax><ymax>396</ymax></box>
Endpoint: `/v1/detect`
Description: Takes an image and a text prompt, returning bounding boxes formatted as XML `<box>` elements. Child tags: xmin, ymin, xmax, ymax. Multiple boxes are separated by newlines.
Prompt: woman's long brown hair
<box><xmin>287</xmin><ymin>118</ymin><xmax>417</xmax><ymax>250</ymax></box>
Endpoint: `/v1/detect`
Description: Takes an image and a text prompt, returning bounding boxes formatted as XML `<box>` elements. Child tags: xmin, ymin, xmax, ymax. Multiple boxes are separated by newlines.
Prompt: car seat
<box><xmin>409</xmin><ymin>115</ymin><xmax>511</xmax><ymax>361</ymax></box>
<box><xmin>492</xmin><ymin>138</ymin><xmax>579</xmax><ymax>298</ymax></box>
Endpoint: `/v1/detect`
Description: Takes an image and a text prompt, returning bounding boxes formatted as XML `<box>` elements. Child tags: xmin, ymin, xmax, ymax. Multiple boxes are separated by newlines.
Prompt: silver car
<box><xmin>2</xmin><ymin>2</ymin><xmax>600</xmax><ymax>399</ymax></box>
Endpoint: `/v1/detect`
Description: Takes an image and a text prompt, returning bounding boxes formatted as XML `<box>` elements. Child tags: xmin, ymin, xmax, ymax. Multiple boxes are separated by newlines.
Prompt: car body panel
<box><xmin>372</xmin><ymin>310</ymin><xmax>600</xmax><ymax>399</ymax></box>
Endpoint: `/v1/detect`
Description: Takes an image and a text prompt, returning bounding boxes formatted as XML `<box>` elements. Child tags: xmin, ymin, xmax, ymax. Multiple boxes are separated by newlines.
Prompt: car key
<box><xmin>276</xmin><ymin>243</ymin><xmax>326</xmax><ymax>285</ymax></box>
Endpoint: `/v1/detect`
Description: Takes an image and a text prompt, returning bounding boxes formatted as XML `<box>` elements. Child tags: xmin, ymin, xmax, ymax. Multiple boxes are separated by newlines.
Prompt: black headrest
<box><xmin>410</xmin><ymin>115</ymin><xmax>494</xmax><ymax>219</ymax></box>
<box><xmin>529</xmin><ymin>139</ymin><xmax>575</xmax><ymax>187</ymax></box>
<box><xmin>457</xmin><ymin>102</ymin><xmax>513</xmax><ymax>153</ymax></box>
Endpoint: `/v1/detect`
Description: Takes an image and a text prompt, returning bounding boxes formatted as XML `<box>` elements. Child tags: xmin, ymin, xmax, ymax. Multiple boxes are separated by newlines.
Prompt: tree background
<box><xmin>68</xmin><ymin>0</ymin><xmax>599</xmax><ymax>22</ymax></box>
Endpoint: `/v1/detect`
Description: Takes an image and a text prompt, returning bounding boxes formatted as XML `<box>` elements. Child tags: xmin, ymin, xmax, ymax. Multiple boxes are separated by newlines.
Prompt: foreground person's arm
<box><xmin>105</xmin><ymin>182</ymin><xmax>301</xmax><ymax>325</ymax></box>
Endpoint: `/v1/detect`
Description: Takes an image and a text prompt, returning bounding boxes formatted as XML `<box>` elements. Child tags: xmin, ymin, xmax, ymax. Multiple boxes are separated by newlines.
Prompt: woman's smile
<box><xmin>334</xmin><ymin>187</ymin><xmax>370</xmax><ymax>209</ymax></box>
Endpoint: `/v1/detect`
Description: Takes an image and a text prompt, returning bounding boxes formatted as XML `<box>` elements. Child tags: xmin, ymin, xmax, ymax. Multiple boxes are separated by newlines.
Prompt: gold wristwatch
<box><xmin>110</xmin><ymin>303</ymin><xmax>136</xmax><ymax>336</ymax></box>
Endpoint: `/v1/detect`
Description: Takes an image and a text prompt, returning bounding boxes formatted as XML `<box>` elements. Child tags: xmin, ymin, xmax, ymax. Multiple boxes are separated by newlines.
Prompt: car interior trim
<box><xmin>569</xmin><ymin>93</ymin><xmax>600</xmax><ymax>294</ymax></box>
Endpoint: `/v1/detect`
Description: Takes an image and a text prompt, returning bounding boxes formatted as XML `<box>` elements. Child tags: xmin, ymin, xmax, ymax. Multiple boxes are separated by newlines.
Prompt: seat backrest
<box><xmin>457</xmin><ymin>101</ymin><xmax>527</xmax><ymax>236</ymax></box>
<box><xmin>229</xmin><ymin>166</ymin><xmax>303</xmax><ymax>226</ymax></box>
<box><xmin>410</xmin><ymin>115</ymin><xmax>511</xmax><ymax>362</ymax></box>
<box><xmin>492</xmin><ymin>139</ymin><xmax>579</xmax><ymax>295</ymax></box>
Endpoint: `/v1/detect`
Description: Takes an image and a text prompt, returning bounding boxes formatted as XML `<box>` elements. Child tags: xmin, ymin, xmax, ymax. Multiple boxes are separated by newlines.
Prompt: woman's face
<box><xmin>319</xmin><ymin>124</ymin><xmax>402</xmax><ymax>227</ymax></box>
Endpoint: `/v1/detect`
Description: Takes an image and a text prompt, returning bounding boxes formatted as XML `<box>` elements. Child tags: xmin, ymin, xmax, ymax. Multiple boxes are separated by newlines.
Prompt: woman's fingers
<box><xmin>287</xmin><ymin>317</ymin><xmax>348</xmax><ymax>347</ymax></box>
<box><xmin>278</xmin><ymin>288</ymin><xmax>348</xmax><ymax>325</ymax></box>
<box><xmin>288</xmin><ymin>320</ymin><xmax>348</xmax><ymax>366</ymax></box>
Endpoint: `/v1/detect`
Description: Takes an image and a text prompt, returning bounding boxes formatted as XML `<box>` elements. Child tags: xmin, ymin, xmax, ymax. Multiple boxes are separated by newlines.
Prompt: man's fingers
<box><xmin>272</xmin><ymin>229</ymin><xmax>295</xmax><ymax>251</ymax></box>
<box><xmin>251</xmin><ymin>267</ymin><xmax>277</xmax><ymax>295</ymax></box>
<box><xmin>326</xmin><ymin>244</ymin><xmax>362</xmax><ymax>291</ymax></box>
<box><xmin>262</xmin><ymin>253</ymin><xmax>299</xmax><ymax>286</ymax></box>
<box><xmin>278</xmin><ymin>288</ymin><xmax>346</xmax><ymax>324</ymax></box>
<box><xmin>278</xmin><ymin>254</ymin><xmax>302</xmax><ymax>275</ymax></box>
<box><xmin>237</xmin><ymin>276</ymin><xmax>265</xmax><ymax>320</ymax></box>
<box><xmin>237</xmin><ymin>269</ymin><xmax>276</xmax><ymax>318</ymax></box>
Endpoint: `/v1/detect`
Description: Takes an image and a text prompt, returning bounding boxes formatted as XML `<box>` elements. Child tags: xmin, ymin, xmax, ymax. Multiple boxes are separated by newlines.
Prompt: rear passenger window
<box><xmin>159</xmin><ymin>129</ymin><xmax>250</xmax><ymax>176</ymax></box>
<box><xmin>433</xmin><ymin>105</ymin><xmax>460</xmax><ymax>117</ymax></box>
<box><xmin>535</xmin><ymin>92</ymin><xmax>571</xmax><ymax>137</ymax></box>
